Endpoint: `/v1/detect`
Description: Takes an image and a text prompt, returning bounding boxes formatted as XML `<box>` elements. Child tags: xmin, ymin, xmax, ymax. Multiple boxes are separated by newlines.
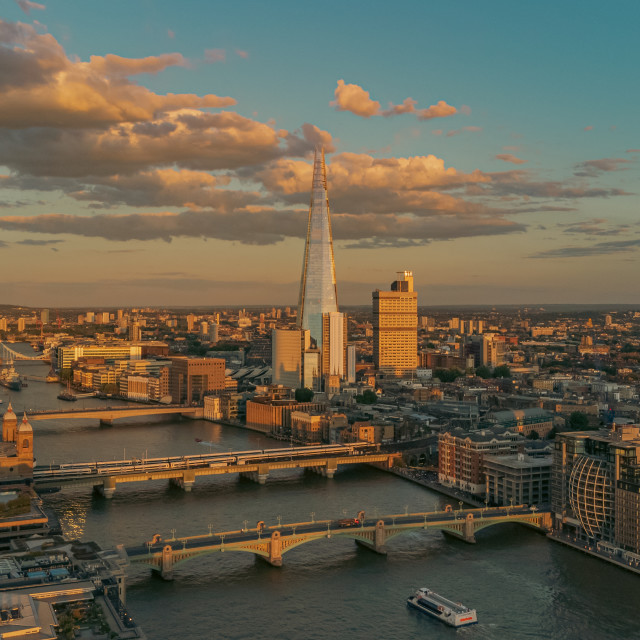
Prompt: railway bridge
<box><xmin>33</xmin><ymin>445</ymin><xmax>395</xmax><ymax>497</ymax></box>
<box><xmin>123</xmin><ymin>505</ymin><xmax>552</xmax><ymax>579</ymax></box>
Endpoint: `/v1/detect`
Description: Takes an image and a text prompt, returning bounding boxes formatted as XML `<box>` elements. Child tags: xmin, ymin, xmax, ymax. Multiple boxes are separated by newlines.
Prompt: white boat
<box><xmin>407</xmin><ymin>588</ymin><xmax>477</xmax><ymax>627</ymax></box>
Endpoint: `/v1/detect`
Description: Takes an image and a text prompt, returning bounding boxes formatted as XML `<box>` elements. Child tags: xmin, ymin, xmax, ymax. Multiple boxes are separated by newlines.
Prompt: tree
<box><xmin>357</xmin><ymin>389</ymin><xmax>378</xmax><ymax>404</ymax></box>
<box><xmin>492</xmin><ymin>365</ymin><xmax>511</xmax><ymax>378</ymax></box>
<box><xmin>527</xmin><ymin>429</ymin><xmax>540</xmax><ymax>440</ymax></box>
<box><xmin>475</xmin><ymin>365</ymin><xmax>491</xmax><ymax>379</ymax></box>
<box><xmin>295</xmin><ymin>388</ymin><xmax>314</xmax><ymax>402</ymax></box>
<box><xmin>569</xmin><ymin>411</ymin><xmax>589</xmax><ymax>430</ymax></box>
<box><xmin>433</xmin><ymin>368</ymin><xmax>463</xmax><ymax>383</ymax></box>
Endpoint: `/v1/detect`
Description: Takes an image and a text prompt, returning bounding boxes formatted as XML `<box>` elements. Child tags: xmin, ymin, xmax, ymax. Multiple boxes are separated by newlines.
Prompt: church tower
<box><xmin>2</xmin><ymin>403</ymin><xmax>17</xmax><ymax>443</ymax></box>
<box><xmin>17</xmin><ymin>413</ymin><xmax>33</xmax><ymax>462</ymax></box>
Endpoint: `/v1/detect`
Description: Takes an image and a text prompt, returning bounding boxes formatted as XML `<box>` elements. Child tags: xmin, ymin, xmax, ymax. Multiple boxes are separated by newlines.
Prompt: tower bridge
<box><xmin>33</xmin><ymin>444</ymin><xmax>394</xmax><ymax>497</ymax></box>
<box><xmin>123</xmin><ymin>505</ymin><xmax>552</xmax><ymax>580</ymax></box>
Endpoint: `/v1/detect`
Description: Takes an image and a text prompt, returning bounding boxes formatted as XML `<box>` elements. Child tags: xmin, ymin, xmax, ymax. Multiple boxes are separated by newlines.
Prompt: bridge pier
<box><xmin>309</xmin><ymin>459</ymin><xmax>338</xmax><ymax>479</ymax></box>
<box><xmin>170</xmin><ymin>470</ymin><xmax>196</xmax><ymax>492</ymax></box>
<box><xmin>463</xmin><ymin>513</ymin><xmax>476</xmax><ymax>543</ymax></box>
<box><xmin>355</xmin><ymin>519</ymin><xmax>387</xmax><ymax>555</ymax></box>
<box><xmin>160</xmin><ymin>544</ymin><xmax>174</xmax><ymax>580</ymax></box>
<box><xmin>262</xmin><ymin>530</ymin><xmax>282</xmax><ymax>566</ymax></box>
<box><xmin>442</xmin><ymin>513</ymin><xmax>476</xmax><ymax>543</ymax></box>
<box><xmin>241</xmin><ymin>464</ymin><xmax>270</xmax><ymax>485</ymax></box>
<box><xmin>98</xmin><ymin>477</ymin><xmax>116</xmax><ymax>499</ymax></box>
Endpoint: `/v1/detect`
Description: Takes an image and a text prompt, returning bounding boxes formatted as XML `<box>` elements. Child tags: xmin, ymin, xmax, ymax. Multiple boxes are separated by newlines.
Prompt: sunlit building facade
<box><xmin>373</xmin><ymin>271</ymin><xmax>418</xmax><ymax>377</ymax></box>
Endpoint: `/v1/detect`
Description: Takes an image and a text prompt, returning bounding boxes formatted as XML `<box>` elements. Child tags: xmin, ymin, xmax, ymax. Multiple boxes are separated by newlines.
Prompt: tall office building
<box><xmin>40</xmin><ymin>309</ymin><xmax>49</xmax><ymax>324</ymax></box>
<box><xmin>322</xmin><ymin>311</ymin><xmax>347</xmax><ymax>378</ymax></box>
<box><xmin>272</xmin><ymin>328</ymin><xmax>303</xmax><ymax>388</ymax></box>
<box><xmin>297</xmin><ymin>146</ymin><xmax>338</xmax><ymax>350</ymax></box>
<box><xmin>373</xmin><ymin>271</ymin><xmax>418</xmax><ymax>377</ymax></box>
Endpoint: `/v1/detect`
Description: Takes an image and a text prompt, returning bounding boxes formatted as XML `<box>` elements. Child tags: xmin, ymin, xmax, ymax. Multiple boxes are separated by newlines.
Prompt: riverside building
<box><xmin>552</xmin><ymin>424</ymin><xmax>640</xmax><ymax>554</ymax></box>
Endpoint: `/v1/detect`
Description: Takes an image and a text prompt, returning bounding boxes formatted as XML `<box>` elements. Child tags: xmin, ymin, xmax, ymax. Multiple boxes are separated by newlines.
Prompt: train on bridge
<box><xmin>34</xmin><ymin>443</ymin><xmax>376</xmax><ymax>479</ymax></box>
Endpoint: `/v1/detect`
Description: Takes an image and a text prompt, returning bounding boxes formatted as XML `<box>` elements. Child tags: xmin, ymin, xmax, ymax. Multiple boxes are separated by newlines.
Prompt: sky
<box><xmin>0</xmin><ymin>0</ymin><xmax>639</xmax><ymax>308</ymax></box>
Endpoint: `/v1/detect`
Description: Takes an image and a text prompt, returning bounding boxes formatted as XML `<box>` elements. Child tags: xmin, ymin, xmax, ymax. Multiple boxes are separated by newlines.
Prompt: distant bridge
<box><xmin>33</xmin><ymin>444</ymin><xmax>394</xmax><ymax>497</ymax></box>
<box><xmin>27</xmin><ymin>404</ymin><xmax>203</xmax><ymax>425</ymax></box>
<box><xmin>0</xmin><ymin>342</ymin><xmax>49</xmax><ymax>362</ymax></box>
<box><xmin>123</xmin><ymin>505</ymin><xmax>552</xmax><ymax>579</ymax></box>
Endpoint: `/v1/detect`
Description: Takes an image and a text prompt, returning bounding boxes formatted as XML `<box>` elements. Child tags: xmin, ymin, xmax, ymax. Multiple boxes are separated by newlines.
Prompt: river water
<box><xmin>4</xmin><ymin>352</ymin><xmax>639</xmax><ymax>639</ymax></box>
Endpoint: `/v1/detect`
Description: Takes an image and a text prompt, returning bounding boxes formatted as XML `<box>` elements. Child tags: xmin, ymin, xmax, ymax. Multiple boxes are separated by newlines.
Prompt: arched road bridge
<box><xmin>123</xmin><ymin>505</ymin><xmax>552</xmax><ymax>580</ymax></box>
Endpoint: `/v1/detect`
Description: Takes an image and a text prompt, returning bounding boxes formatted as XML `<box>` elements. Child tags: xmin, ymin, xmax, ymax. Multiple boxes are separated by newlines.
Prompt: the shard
<box><xmin>297</xmin><ymin>146</ymin><xmax>338</xmax><ymax>349</ymax></box>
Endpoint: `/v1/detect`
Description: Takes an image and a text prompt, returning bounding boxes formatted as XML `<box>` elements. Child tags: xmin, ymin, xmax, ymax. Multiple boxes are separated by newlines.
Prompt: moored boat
<box><xmin>57</xmin><ymin>391</ymin><xmax>78</xmax><ymax>402</ymax></box>
<box><xmin>0</xmin><ymin>364</ymin><xmax>22</xmax><ymax>391</ymax></box>
<box><xmin>407</xmin><ymin>588</ymin><xmax>477</xmax><ymax>627</ymax></box>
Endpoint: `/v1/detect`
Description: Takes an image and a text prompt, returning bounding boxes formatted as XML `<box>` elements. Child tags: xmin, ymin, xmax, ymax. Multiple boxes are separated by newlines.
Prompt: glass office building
<box><xmin>297</xmin><ymin>146</ymin><xmax>338</xmax><ymax>349</ymax></box>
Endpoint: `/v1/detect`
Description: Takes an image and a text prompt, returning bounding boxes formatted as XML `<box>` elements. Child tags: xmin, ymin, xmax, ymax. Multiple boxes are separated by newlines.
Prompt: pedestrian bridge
<box><xmin>123</xmin><ymin>505</ymin><xmax>552</xmax><ymax>579</ymax></box>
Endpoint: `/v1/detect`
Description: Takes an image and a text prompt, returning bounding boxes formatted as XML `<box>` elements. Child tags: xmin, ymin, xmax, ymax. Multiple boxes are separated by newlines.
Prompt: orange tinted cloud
<box><xmin>88</xmin><ymin>52</ymin><xmax>190</xmax><ymax>76</ymax></box>
<box><xmin>235</xmin><ymin>49</ymin><xmax>249</xmax><ymax>59</ymax></box>
<box><xmin>331</xmin><ymin>80</ymin><xmax>458</xmax><ymax>121</ymax></box>
<box><xmin>331</xmin><ymin>79</ymin><xmax>381</xmax><ymax>118</ymax></box>
<box><xmin>416</xmin><ymin>100</ymin><xmax>457</xmax><ymax>120</ymax></box>
<box><xmin>495</xmin><ymin>153</ymin><xmax>527</xmax><ymax>165</ymax></box>
<box><xmin>15</xmin><ymin>0</ymin><xmax>45</xmax><ymax>15</ymax></box>
<box><xmin>0</xmin><ymin>21</ymin><xmax>235</xmax><ymax>128</ymax></box>
<box><xmin>204</xmin><ymin>49</ymin><xmax>226</xmax><ymax>63</ymax></box>
<box><xmin>446</xmin><ymin>126</ymin><xmax>482</xmax><ymax>137</ymax></box>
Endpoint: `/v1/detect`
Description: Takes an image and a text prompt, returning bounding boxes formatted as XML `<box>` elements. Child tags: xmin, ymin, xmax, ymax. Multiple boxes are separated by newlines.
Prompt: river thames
<box><xmin>4</xmin><ymin>355</ymin><xmax>639</xmax><ymax>639</ymax></box>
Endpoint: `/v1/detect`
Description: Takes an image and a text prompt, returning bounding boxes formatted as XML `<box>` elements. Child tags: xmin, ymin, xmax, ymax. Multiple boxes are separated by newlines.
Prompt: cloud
<box><xmin>502</xmin><ymin>145</ymin><xmax>521</xmax><ymax>151</ymax></box>
<box><xmin>446</xmin><ymin>126</ymin><xmax>482</xmax><ymax>137</ymax></box>
<box><xmin>574</xmin><ymin>157</ymin><xmax>633</xmax><ymax>177</ymax></box>
<box><xmin>530</xmin><ymin>239</ymin><xmax>640</xmax><ymax>259</ymax></box>
<box><xmin>66</xmin><ymin>168</ymin><xmax>263</xmax><ymax>211</ymax></box>
<box><xmin>88</xmin><ymin>52</ymin><xmax>190</xmax><ymax>77</ymax></box>
<box><xmin>478</xmin><ymin>170</ymin><xmax>633</xmax><ymax>200</ymax></box>
<box><xmin>235</xmin><ymin>49</ymin><xmax>249</xmax><ymax>59</ymax></box>
<box><xmin>167</xmin><ymin>29</ymin><xmax>175</xmax><ymax>39</ymax></box>
<box><xmin>15</xmin><ymin>0</ymin><xmax>45</xmax><ymax>15</ymax></box>
<box><xmin>330</xmin><ymin>79</ymin><xmax>381</xmax><ymax>118</ymax></box>
<box><xmin>0</xmin><ymin>206</ymin><xmax>525</xmax><ymax>247</ymax></box>
<box><xmin>416</xmin><ymin>100</ymin><xmax>457</xmax><ymax>120</ymax></box>
<box><xmin>559</xmin><ymin>218</ymin><xmax>631</xmax><ymax>236</ymax></box>
<box><xmin>0</xmin><ymin>111</ymin><xmax>332</xmax><ymax>177</ymax></box>
<box><xmin>0</xmin><ymin>20</ymin><xmax>235</xmax><ymax>128</ymax></box>
<box><xmin>256</xmin><ymin>152</ymin><xmax>491</xmax><ymax>207</ymax></box>
<box><xmin>331</xmin><ymin>80</ymin><xmax>457</xmax><ymax>121</ymax></box>
<box><xmin>584</xmin><ymin>125</ymin><xmax>594</xmax><ymax>131</ymax></box>
<box><xmin>15</xmin><ymin>238</ymin><xmax>62</xmax><ymax>245</ymax></box>
<box><xmin>627</xmin><ymin>149</ymin><xmax>640</xmax><ymax>153</ymax></box>
<box><xmin>204</xmin><ymin>48</ymin><xmax>226</xmax><ymax>63</ymax></box>
<box><xmin>495</xmin><ymin>154</ymin><xmax>527</xmax><ymax>165</ymax></box>
<box><xmin>460</xmin><ymin>105</ymin><xmax>471</xmax><ymax>116</ymax></box>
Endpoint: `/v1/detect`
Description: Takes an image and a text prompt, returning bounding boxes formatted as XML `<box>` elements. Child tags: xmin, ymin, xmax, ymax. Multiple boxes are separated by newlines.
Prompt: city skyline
<box><xmin>0</xmin><ymin>1</ymin><xmax>639</xmax><ymax>307</ymax></box>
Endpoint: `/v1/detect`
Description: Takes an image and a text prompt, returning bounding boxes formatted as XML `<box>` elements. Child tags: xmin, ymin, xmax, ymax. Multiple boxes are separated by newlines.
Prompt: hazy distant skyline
<box><xmin>1</xmin><ymin>1</ymin><xmax>638</xmax><ymax>306</ymax></box>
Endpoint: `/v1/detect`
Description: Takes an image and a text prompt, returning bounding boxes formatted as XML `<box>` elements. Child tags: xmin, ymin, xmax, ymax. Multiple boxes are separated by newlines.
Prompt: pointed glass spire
<box><xmin>297</xmin><ymin>146</ymin><xmax>338</xmax><ymax>348</ymax></box>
